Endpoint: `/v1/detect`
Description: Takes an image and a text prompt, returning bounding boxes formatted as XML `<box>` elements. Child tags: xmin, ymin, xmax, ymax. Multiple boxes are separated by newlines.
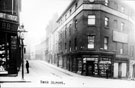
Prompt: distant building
<box><xmin>35</xmin><ymin>13</ymin><xmax>59</xmax><ymax>64</ymax></box>
<box><xmin>46</xmin><ymin>0</ymin><xmax>135</xmax><ymax>79</ymax></box>
<box><xmin>0</xmin><ymin>0</ymin><xmax>21</xmax><ymax>74</ymax></box>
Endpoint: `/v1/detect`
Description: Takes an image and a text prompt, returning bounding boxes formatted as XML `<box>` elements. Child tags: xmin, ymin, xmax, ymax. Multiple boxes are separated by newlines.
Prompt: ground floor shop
<box><xmin>57</xmin><ymin>52</ymin><xmax>114</xmax><ymax>78</ymax></box>
<box><xmin>0</xmin><ymin>32</ymin><xmax>21</xmax><ymax>75</ymax></box>
<box><xmin>57</xmin><ymin>51</ymin><xmax>134</xmax><ymax>79</ymax></box>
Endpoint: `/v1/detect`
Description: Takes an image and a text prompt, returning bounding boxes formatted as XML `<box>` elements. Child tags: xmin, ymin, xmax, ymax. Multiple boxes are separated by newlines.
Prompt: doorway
<box><xmin>86</xmin><ymin>61</ymin><xmax>94</xmax><ymax>76</ymax></box>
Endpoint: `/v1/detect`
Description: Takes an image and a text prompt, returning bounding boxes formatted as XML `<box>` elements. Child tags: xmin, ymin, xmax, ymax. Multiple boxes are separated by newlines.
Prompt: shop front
<box><xmin>65</xmin><ymin>51</ymin><xmax>114</xmax><ymax>78</ymax></box>
<box><xmin>82</xmin><ymin>55</ymin><xmax>113</xmax><ymax>77</ymax></box>
<box><xmin>113</xmin><ymin>57</ymin><xmax>129</xmax><ymax>78</ymax></box>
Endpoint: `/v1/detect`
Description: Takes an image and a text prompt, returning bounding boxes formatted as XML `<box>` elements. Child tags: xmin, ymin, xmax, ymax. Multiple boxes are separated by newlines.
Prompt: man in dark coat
<box><xmin>26</xmin><ymin>60</ymin><xmax>29</xmax><ymax>73</ymax></box>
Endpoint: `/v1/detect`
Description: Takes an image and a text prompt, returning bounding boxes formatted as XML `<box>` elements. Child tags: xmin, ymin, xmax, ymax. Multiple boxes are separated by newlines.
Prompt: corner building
<box><xmin>54</xmin><ymin>0</ymin><xmax>135</xmax><ymax>78</ymax></box>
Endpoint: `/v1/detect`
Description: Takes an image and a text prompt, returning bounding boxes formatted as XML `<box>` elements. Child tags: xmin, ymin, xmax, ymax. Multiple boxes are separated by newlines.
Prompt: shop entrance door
<box><xmin>86</xmin><ymin>61</ymin><xmax>94</xmax><ymax>76</ymax></box>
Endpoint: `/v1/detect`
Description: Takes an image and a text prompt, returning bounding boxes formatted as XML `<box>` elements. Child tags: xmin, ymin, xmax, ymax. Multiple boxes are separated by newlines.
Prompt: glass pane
<box><xmin>88</xmin><ymin>15</ymin><xmax>95</xmax><ymax>25</ymax></box>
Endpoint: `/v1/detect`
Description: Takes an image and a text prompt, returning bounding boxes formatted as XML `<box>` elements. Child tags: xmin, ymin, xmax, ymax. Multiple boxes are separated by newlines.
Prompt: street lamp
<box><xmin>18</xmin><ymin>24</ymin><xmax>27</xmax><ymax>80</ymax></box>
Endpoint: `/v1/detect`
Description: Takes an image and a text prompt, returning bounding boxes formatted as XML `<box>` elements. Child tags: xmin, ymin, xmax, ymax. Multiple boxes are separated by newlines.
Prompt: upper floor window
<box><xmin>105</xmin><ymin>0</ymin><xmax>109</xmax><ymax>6</ymax></box>
<box><xmin>120</xmin><ymin>22</ymin><xmax>124</xmax><ymax>31</ymax></box>
<box><xmin>121</xmin><ymin>6</ymin><xmax>125</xmax><ymax>13</ymax></box>
<box><xmin>105</xmin><ymin>17</ymin><xmax>109</xmax><ymax>27</ymax></box>
<box><xmin>89</xmin><ymin>0</ymin><xmax>95</xmax><ymax>3</ymax></box>
<box><xmin>104</xmin><ymin>37</ymin><xmax>109</xmax><ymax>50</ymax></box>
<box><xmin>88</xmin><ymin>35</ymin><xmax>95</xmax><ymax>49</ymax></box>
<box><xmin>69</xmin><ymin>24</ymin><xmax>72</xmax><ymax>35</ymax></box>
<box><xmin>65</xmin><ymin>26</ymin><xmax>67</xmax><ymax>39</ymax></box>
<box><xmin>2</xmin><ymin>22</ymin><xmax>6</xmax><ymax>28</ymax></box>
<box><xmin>69</xmin><ymin>9</ymin><xmax>72</xmax><ymax>15</ymax></box>
<box><xmin>88</xmin><ymin>15</ymin><xmax>95</xmax><ymax>25</ymax></box>
<box><xmin>65</xmin><ymin>14</ymin><xmax>67</xmax><ymax>20</ymax></box>
<box><xmin>75</xmin><ymin>3</ymin><xmax>78</xmax><ymax>10</ymax></box>
<box><xmin>74</xmin><ymin>38</ymin><xmax>77</xmax><ymax>50</ymax></box>
<box><xmin>130</xmin><ymin>46</ymin><xmax>134</xmax><ymax>56</ymax></box>
<box><xmin>114</xmin><ymin>20</ymin><xmax>118</xmax><ymax>28</ymax></box>
<box><xmin>69</xmin><ymin>41</ymin><xmax>71</xmax><ymax>51</ymax></box>
<box><xmin>120</xmin><ymin>48</ymin><xmax>123</xmax><ymax>54</ymax></box>
<box><xmin>75</xmin><ymin>19</ymin><xmax>78</xmax><ymax>30</ymax></box>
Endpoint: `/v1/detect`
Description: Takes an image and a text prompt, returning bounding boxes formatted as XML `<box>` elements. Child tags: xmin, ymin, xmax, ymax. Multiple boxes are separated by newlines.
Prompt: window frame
<box><xmin>74</xmin><ymin>38</ymin><xmax>77</xmax><ymax>50</ymax></box>
<box><xmin>120</xmin><ymin>22</ymin><xmax>124</xmax><ymax>31</ymax></box>
<box><xmin>88</xmin><ymin>15</ymin><xmax>96</xmax><ymax>25</ymax></box>
<box><xmin>121</xmin><ymin>6</ymin><xmax>125</xmax><ymax>13</ymax></box>
<box><xmin>104</xmin><ymin>37</ymin><xmax>109</xmax><ymax>50</ymax></box>
<box><xmin>88</xmin><ymin>35</ymin><xmax>95</xmax><ymax>49</ymax></box>
<box><xmin>114</xmin><ymin>20</ymin><xmax>118</xmax><ymax>28</ymax></box>
<box><xmin>105</xmin><ymin>17</ymin><xmax>109</xmax><ymax>28</ymax></box>
<box><xmin>105</xmin><ymin>0</ymin><xmax>109</xmax><ymax>6</ymax></box>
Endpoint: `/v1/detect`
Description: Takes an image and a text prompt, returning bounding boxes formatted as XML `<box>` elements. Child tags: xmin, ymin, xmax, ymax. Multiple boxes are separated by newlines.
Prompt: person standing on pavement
<box><xmin>26</xmin><ymin>60</ymin><xmax>29</xmax><ymax>73</ymax></box>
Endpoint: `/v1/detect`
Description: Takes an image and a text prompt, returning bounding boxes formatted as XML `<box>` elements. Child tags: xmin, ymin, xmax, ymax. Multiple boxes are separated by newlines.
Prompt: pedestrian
<box><xmin>26</xmin><ymin>60</ymin><xmax>29</xmax><ymax>73</ymax></box>
<box><xmin>106</xmin><ymin>69</ymin><xmax>109</xmax><ymax>79</ymax></box>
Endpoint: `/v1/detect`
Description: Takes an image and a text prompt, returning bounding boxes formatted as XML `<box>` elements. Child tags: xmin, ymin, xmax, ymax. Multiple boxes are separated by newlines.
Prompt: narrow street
<box><xmin>0</xmin><ymin>60</ymin><xmax>135</xmax><ymax>88</ymax></box>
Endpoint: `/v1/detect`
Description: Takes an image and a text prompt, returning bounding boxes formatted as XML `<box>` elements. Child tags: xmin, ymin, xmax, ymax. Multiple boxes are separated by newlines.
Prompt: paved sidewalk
<box><xmin>0</xmin><ymin>68</ymin><xmax>31</xmax><ymax>83</ymax></box>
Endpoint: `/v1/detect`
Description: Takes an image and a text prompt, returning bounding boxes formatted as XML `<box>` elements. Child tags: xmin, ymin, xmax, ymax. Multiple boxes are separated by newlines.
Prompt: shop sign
<box><xmin>7</xmin><ymin>14</ymin><xmax>18</xmax><ymax>21</ymax></box>
<box><xmin>11</xmin><ymin>36</ymin><xmax>17</xmax><ymax>49</ymax></box>
<box><xmin>0</xmin><ymin>12</ymin><xmax>18</xmax><ymax>21</ymax></box>
<box><xmin>99</xmin><ymin>61</ymin><xmax>111</xmax><ymax>64</ymax></box>
<box><xmin>87</xmin><ymin>58</ymin><xmax>95</xmax><ymax>61</ymax></box>
<box><xmin>0</xmin><ymin>13</ymin><xmax>6</xmax><ymax>18</ymax></box>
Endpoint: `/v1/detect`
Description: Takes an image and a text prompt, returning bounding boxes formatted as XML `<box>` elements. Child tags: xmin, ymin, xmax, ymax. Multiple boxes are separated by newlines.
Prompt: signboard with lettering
<box><xmin>113</xmin><ymin>31</ymin><xmax>128</xmax><ymax>43</ymax></box>
<box><xmin>0</xmin><ymin>13</ymin><xmax>18</xmax><ymax>21</ymax></box>
<box><xmin>11</xmin><ymin>36</ymin><xmax>17</xmax><ymax>49</ymax></box>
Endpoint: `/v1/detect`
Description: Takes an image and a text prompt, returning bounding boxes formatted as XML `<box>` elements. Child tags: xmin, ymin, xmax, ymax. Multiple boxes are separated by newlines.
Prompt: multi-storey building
<box><xmin>0</xmin><ymin>0</ymin><xmax>21</xmax><ymax>75</ymax></box>
<box><xmin>47</xmin><ymin>0</ymin><xmax>135</xmax><ymax>79</ymax></box>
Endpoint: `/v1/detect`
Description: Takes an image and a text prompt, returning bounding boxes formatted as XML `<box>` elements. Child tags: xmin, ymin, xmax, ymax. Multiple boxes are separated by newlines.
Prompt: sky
<box><xmin>20</xmin><ymin>0</ymin><xmax>135</xmax><ymax>51</ymax></box>
<box><xmin>21</xmin><ymin>0</ymin><xmax>72</xmax><ymax>48</ymax></box>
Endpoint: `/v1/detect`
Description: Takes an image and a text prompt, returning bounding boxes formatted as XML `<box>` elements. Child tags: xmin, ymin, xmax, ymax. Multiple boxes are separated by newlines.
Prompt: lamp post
<box><xmin>18</xmin><ymin>24</ymin><xmax>27</xmax><ymax>80</ymax></box>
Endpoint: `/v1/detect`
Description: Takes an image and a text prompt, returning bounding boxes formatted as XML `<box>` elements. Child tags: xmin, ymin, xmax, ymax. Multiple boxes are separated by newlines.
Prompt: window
<box><xmin>69</xmin><ymin>24</ymin><xmax>72</xmax><ymax>35</ymax></box>
<box><xmin>69</xmin><ymin>9</ymin><xmax>72</xmax><ymax>15</ymax></box>
<box><xmin>105</xmin><ymin>17</ymin><xmax>109</xmax><ymax>27</ymax></box>
<box><xmin>2</xmin><ymin>22</ymin><xmax>6</xmax><ymax>28</ymax></box>
<box><xmin>114</xmin><ymin>20</ymin><xmax>118</xmax><ymax>28</ymax></box>
<box><xmin>130</xmin><ymin>46</ymin><xmax>134</xmax><ymax>56</ymax></box>
<box><xmin>89</xmin><ymin>0</ymin><xmax>95</xmax><ymax>2</ymax></box>
<box><xmin>69</xmin><ymin>41</ymin><xmax>71</xmax><ymax>51</ymax></box>
<box><xmin>65</xmin><ymin>43</ymin><xmax>67</xmax><ymax>49</ymax></box>
<box><xmin>105</xmin><ymin>0</ymin><xmax>109</xmax><ymax>6</ymax></box>
<box><xmin>88</xmin><ymin>15</ymin><xmax>95</xmax><ymax>25</ymax></box>
<box><xmin>104</xmin><ymin>37</ymin><xmax>108</xmax><ymax>50</ymax></box>
<box><xmin>88</xmin><ymin>35</ymin><xmax>95</xmax><ymax>49</ymax></box>
<box><xmin>75</xmin><ymin>19</ymin><xmax>77</xmax><ymax>29</ymax></box>
<box><xmin>65</xmin><ymin>25</ymin><xmax>67</xmax><ymax>39</ymax></box>
<box><xmin>120</xmin><ymin>49</ymin><xmax>123</xmax><ymax>54</ymax></box>
<box><xmin>120</xmin><ymin>22</ymin><xmax>124</xmax><ymax>31</ymax></box>
<box><xmin>121</xmin><ymin>6</ymin><xmax>125</xmax><ymax>13</ymax></box>
<box><xmin>65</xmin><ymin>14</ymin><xmax>67</xmax><ymax>20</ymax></box>
<box><xmin>120</xmin><ymin>43</ymin><xmax>124</xmax><ymax>54</ymax></box>
<box><xmin>74</xmin><ymin>38</ymin><xmax>77</xmax><ymax>50</ymax></box>
<box><xmin>7</xmin><ymin>23</ymin><xmax>10</xmax><ymax>29</ymax></box>
<box><xmin>75</xmin><ymin>3</ymin><xmax>78</xmax><ymax>9</ymax></box>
